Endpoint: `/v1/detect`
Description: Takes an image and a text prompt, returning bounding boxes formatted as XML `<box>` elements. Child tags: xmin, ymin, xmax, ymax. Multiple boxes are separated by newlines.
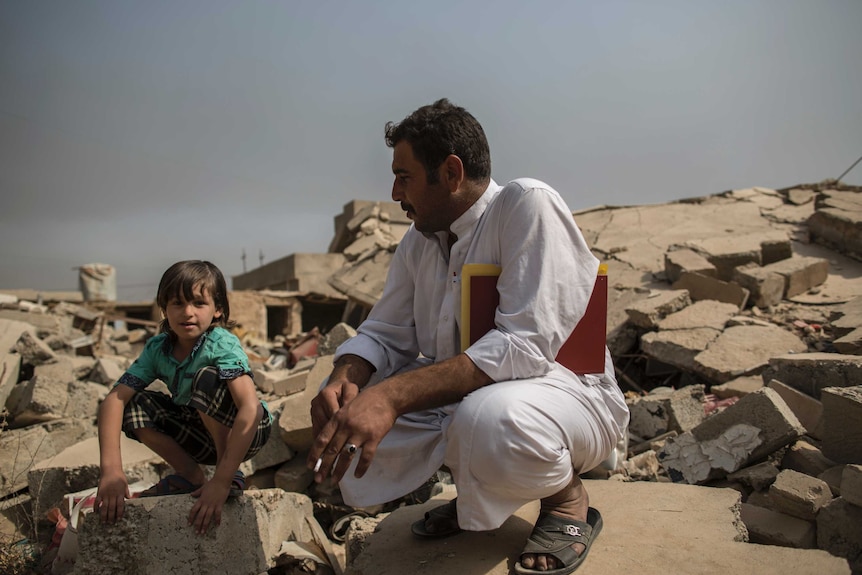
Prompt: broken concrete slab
<box><xmin>817</xmin><ymin>496</ymin><xmax>862</xmax><ymax>574</ymax></box>
<box><xmin>834</xmin><ymin>327</ymin><xmax>862</xmax><ymax>355</ymax></box>
<box><xmin>808</xmin><ymin>189</ymin><xmax>862</xmax><ymax>258</ymax></box>
<box><xmin>672</xmin><ymin>271</ymin><xmax>750</xmax><ymax>308</ymax></box>
<box><xmin>841</xmin><ymin>465</ymin><xmax>862</xmax><ymax>508</ymax></box>
<box><xmin>0</xmin><ymin>418</ymin><xmax>95</xmax><ymax>493</ymax></box>
<box><xmin>740</xmin><ymin>503</ymin><xmax>816</xmax><ymax>549</ymax></box>
<box><xmin>626</xmin><ymin>386</ymin><xmax>706</xmax><ymax>439</ymax></box>
<box><xmin>820</xmin><ymin>385</ymin><xmax>862</xmax><ymax>464</ymax></box>
<box><xmin>664</xmin><ymin>248</ymin><xmax>716</xmax><ymax>283</ymax></box>
<box><xmin>279</xmin><ymin>355</ymin><xmax>334</xmax><ymax>451</ymax></box>
<box><xmin>761</xmin><ymin>353</ymin><xmax>862</xmax><ymax>399</ymax></box>
<box><xmin>831</xmin><ymin>296</ymin><xmax>862</xmax><ymax>338</ymax></box>
<box><xmin>781</xmin><ymin>440</ymin><xmax>837</xmax><ymax>478</ymax></box>
<box><xmin>641</xmin><ymin>327</ymin><xmax>721</xmax><ymax>372</ymax></box>
<box><xmin>658</xmin><ymin>388</ymin><xmax>804</xmax><ymax>484</ymax></box>
<box><xmin>682</xmin><ymin>234</ymin><xmax>765</xmax><ymax>281</ymax></box>
<box><xmin>76</xmin><ymin>490</ymin><xmax>318</xmax><ymax>575</ymax></box>
<box><xmin>733</xmin><ymin>263</ymin><xmax>786</xmax><ymax>308</ymax></box>
<box><xmin>767</xmin><ymin>379</ymin><xmax>823</xmax><ymax>439</ymax></box>
<box><xmin>27</xmin><ymin>434</ymin><xmax>162</xmax><ymax>525</ymax></box>
<box><xmin>692</xmin><ymin>324</ymin><xmax>808</xmax><ymax>384</ymax></box>
<box><xmin>768</xmin><ymin>469</ymin><xmax>832</xmax><ymax>521</ymax></box>
<box><xmin>624</xmin><ymin>289</ymin><xmax>691</xmax><ymax>330</ymax></box>
<box><xmin>762</xmin><ymin>255</ymin><xmax>830</xmax><ymax>298</ymax></box>
<box><xmin>728</xmin><ymin>461</ymin><xmax>780</xmax><ymax>491</ymax></box>
<box><xmin>14</xmin><ymin>329</ymin><xmax>57</xmax><ymax>366</ymax></box>
<box><xmin>711</xmin><ymin>375</ymin><xmax>764</xmax><ymax>399</ymax></box>
<box><xmin>345</xmin><ymin>480</ymin><xmax>849</xmax><ymax>575</ymax></box>
<box><xmin>656</xmin><ymin>300</ymin><xmax>738</xmax><ymax>331</ymax></box>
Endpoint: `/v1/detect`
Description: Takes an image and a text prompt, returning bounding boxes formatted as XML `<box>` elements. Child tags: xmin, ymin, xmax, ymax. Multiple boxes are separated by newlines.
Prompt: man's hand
<box><xmin>310</xmin><ymin>378</ymin><xmax>360</xmax><ymax>438</ymax></box>
<box><xmin>188</xmin><ymin>478</ymin><xmax>231</xmax><ymax>535</ymax></box>
<box><xmin>308</xmin><ymin>384</ymin><xmax>398</xmax><ymax>485</ymax></box>
<box><xmin>95</xmin><ymin>469</ymin><xmax>130</xmax><ymax>524</ymax></box>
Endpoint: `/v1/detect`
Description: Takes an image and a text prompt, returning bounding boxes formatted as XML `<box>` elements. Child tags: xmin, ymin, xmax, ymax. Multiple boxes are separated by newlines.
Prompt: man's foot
<box><xmin>517</xmin><ymin>476</ymin><xmax>592</xmax><ymax>573</ymax></box>
<box><xmin>411</xmin><ymin>497</ymin><xmax>462</xmax><ymax>538</ymax></box>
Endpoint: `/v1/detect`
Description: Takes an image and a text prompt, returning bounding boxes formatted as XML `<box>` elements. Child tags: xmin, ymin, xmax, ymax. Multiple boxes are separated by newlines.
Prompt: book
<box><xmin>460</xmin><ymin>263</ymin><xmax>607</xmax><ymax>374</ymax></box>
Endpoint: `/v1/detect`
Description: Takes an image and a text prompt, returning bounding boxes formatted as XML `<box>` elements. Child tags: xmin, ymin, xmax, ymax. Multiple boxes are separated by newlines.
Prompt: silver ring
<box><xmin>344</xmin><ymin>443</ymin><xmax>358</xmax><ymax>455</ymax></box>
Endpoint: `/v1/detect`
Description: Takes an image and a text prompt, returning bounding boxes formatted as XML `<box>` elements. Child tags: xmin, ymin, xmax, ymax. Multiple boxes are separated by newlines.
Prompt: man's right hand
<box><xmin>310</xmin><ymin>378</ymin><xmax>360</xmax><ymax>438</ymax></box>
<box><xmin>95</xmin><ymin>469</ymin><xmax>130</xmax><ymax>524</ymax></box>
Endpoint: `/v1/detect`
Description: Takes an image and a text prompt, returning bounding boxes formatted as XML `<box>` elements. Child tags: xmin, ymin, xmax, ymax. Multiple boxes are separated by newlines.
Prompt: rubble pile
<box><xmin>0</xmin><ymin>182</ymin><xmax>860</xmax><ymax>574</ymax></box>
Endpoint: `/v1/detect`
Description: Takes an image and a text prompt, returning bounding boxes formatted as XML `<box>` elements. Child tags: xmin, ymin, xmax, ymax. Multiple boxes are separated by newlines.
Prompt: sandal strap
<box><xmin>520</xmin><ymin>513</ymin><xmax>593</xmax><ymax>562</ymax></box>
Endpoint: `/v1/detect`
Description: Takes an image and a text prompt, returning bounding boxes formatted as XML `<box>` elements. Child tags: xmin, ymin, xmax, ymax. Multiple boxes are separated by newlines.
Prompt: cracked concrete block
<box><xmin>762</xmin><ymin>256</ymin><xmax>829</xmax><ymax>298</ymax></box>
<box><xmin>692</xmin><ymin>324</ymin><xmax>808</xmax><ymax>384</ymax></box>
<box><xmin>76</xmin><ymin>490</ymin><xmax>316</xmax><ymax>575</ymax></box>
<box><xmin>667</xmin><ymin>384</ymin><xmax>707</xmax><ymax>433</ymax></box>
<box><xmin>624</xmin><ymin>289</ymin><xmax>691</xmax><ymax>329</ymax></box>
<box><xmin>711</xmin><ymin>375</ymin><xmax>764</xmax><ymax>399</ymax></box>
<box><xmin>842</xmin><ymin>465</ymin><xmax>862</xmax><ymax>508</ymax></box>
<box><xmin>656</xmin><ymin>300</ymin><xmax>739</xmax><ymax>331</ymax></box>
<box><xmin>657</xmin><ymin>388</ymin><xmax>804</xmax><ymax>484</ymax></box>
<box><xmin>35</xmin><ymin>354</ymin><xmax>96</xmax><ymax>381</ymax></box>
<box><xmin>319</xmin><ymin>322</ymin><xmax>358</xmax><ymax>356</ymax></box>
<box><xmin>279</xmin><ymin>355</ymin><xmax>334</xmax><ymax>451</ymax></box>
<box><xmin>273</xmin><ymin>370</ymin><xmax>308</xmax><ymax>397</ymax></box>
<box><xmin>6</xmin><ymin>375</ymin><xmax>69</xmax><ymax>425</ymax></box>
<box><xmin>741</xmin><ymin>503</ymin><xmax>816</xmax><ymax>549</ymax></box>
<box><xmin>683</xmin><ymin>236</ymin><xmax>763</xmax><ymax>281</ymax></box>
<box><xmin>808</xmin><ymin>189</ymin><xmax>862</xmax><ymax>257</ymax></box>
<box><xmin>641</xmin><ymin>327</ymin><xmax>721</xmax><ymax>372</ymax></box>
<box><xmin>761</xmin><ymin>238</ymin><xmax>794</xmax><ymax>265</ymax></box>
<box><xmin>820</xmin><ymin>386</ymin><xmax>862</xmax><ymax>464</ymax></box>
<box><xmin>274</xmin><ymin>455</ymin><xmax>315</xmax><ymax>493</ymax></box>
<box><xmin>14</xmin><ymin>330</ymin><xmax>57</xmax><ymax>366</ymax></box>
<box><xmin>0</xmin><ymin>418</ymin><xmax>95</xmax><ymax>493</ymax></box>
<box><xmin>732</xmin><ymin>263</ymin><xmax>786</xmax><ymax>308</ymax></box>
<box><xmin>781</xmin><ymin>440</ymin><xmax>836</xmax><ymax>478</ymax></box>
<box><xmin>831</xmin><ymin>297</ymin><xmax>862</xmax><ymax>338</ymax></box>
<box><xmin>90</xmin><ymin>356</ymin><xmax>127</xmax><ymax>385</ymax></box>
<box><xmin>728</xmin><ymin>462</ymin><xmax>780</xmax><ymax>491</ymax></box>
<box><xmin>767</xmin><ymin>380</ymin><xmax>822</xmax><ymax>439</ymax></box>
<box><xmin>664</xmin><ymin>249</ymin><xmax>716</xmax><ymax>283</ymax></box>
<box><xmin>27</xmin><ymin>435</ymin><xmax>162</xmax><ymax>526</ymax></box>
<box><xmin>768</xmin><ymin>469</ymin><xmax>832</xmax><ymax>521</ymax></box>
<box><xmin>817</xmin><ymin>497</ymin><xmax>862</xmax><ymax>574</ymax></box>
<box><xmin>762</xmin><ymin>353</ymin><xmax>862</xmax><ymax>399</ymax></box>
<box><xmin>627</xmin><ymin>392</ymin><xmax>673</xmax><ymax>439</ymax></box>
<box><xmin>672</xmin><ymin>272</ymin><xmax>750</xmax><ymax>308</ymax></box>
<box><xmin>819</xmin><ymin>465</ymin><xmax>846</xmax><ymax>497</ymax></box>
<box><xmin>834</xmin><ymin>327</ymin><xmax>862</xmax><ymax>355</ymax></box>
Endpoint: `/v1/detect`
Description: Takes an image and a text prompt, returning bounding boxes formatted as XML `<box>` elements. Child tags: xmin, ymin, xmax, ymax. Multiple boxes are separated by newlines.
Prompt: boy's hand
<box><xmin>95</xmin><ymin>470</ymin><xmax>131</xmax><ymax>524</ymax></box>
<box><xmin>188</xmin><ymin>479</ymin><xmax>231</xmax><ymax>534</ymax></box>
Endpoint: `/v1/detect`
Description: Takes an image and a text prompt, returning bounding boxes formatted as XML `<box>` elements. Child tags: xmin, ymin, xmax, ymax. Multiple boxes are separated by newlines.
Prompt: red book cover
<box><xmin>461</xmin><ymin>263</ymin><xmax>607</xmax><ymax>374</ymax></box>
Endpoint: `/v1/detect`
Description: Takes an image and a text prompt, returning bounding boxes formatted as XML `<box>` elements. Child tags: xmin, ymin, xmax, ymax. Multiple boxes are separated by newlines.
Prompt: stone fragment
<box><xmin>727</xmin><ymin>461</ymin><xmax>780</xmax><ymax>491</ymax></box>
<box><xmin>711</xmin><ymin>375</ymin><xmax>764</xmax><ymax>399</ymax></box>
<box><xmin>766</xmin><ymin>379</ymin><xmax>822</xmax><ymax>438</ymax></box>
<box><xmin>273</xmin><ymin>370</ymin><xmax>308</xmax><ymax>397</ymax></box>
<box><xmin>819</xmin><ymin>465</ymin><xmax>846</xmax><ymax>497</ymax></box>
<box><xmin>76</xmin><ymin>490</ymin><xmax>316</xmax><ymax>575</ymax></box>
<box><xmin>14</xmin><ymin>330</ymin><xmax>57</xmax><ymax>366</ymax></box>
<box><xmin>808</xmin><ymin>189</ymin><xmax>862</xmax><ymax>257</ymax></box>
<box><xmin>763</xmin><ymin>256</ymin><xmax>829</xmax><ymax>298</ymax></box>
<box><xmin>641</xmin><ymin>327</ymin><xmax>720</xmax><ymax>372</ymax></box>
<box><xmin>781</xmin><ymin>440</ymin><xmax>836</xmax><ymax>478</ymax></box>
<box><xmin>274</xmin><ymin>455</ymin><xmax>315</xmax><ymax>493</ymax></box>
<box><xmin>821</xmin><ymin>386</ymin><xmax>862</xmax><ymax>464</ymax></box>
<box><xmin>732</xmin><ymin>263</ymin><xmax>786</xmax><ymax>308</ymax></box>
<box><xmin>624</xmin><ymin>289</ymin><xmax>691</xmax><ymax>329</ymax></box>
<box><xmin>692</xmin><ymin>324</ymin><xmax>807</xmax><ymax>384</ymax></box>
<box><xmin>627</xmin><ymin>386</ymin><xmax>705</xmax><ymax>439</ymax></box>
<box><xmin>658</xmin><ymin>388</ymin><xmax>804</xmax><ymax>484</ymax></box>
<box><xmin>842</xmin><ymin>465</ymin><xmax>862</xmax><ymax>508</ymax></box>
<box><xmin>831</xmin><ymin>296</ymin><xmax>862</xmax><ymax>338</ymax></box>
<box><xmin>768</xmin><ymin>469</ymin><xmax>832</xmax><ymax>521</ymax></box>
<box><xmin>279</xmin><ymin>355</ymin><xmax>334</xmax><ymax>451</ymax></box>
<box><xmin>90</xmin><ymin>356</ymin><xmax>127</xmax><ymax>385</ymax></box>
<box><xmin>762</xmin><ymin>353</ymin><xmax>862</xmax><ymax>399</ymax></box>
<box><xmin>664</xmin><ymin>249</ymin><xmax>716</xmax><ymax>283</ymax></box>
<box><xmin>834</xmin><ymin>327</ymin><xmax>862</xmax><ymax>355</ymax></box>
<box><xmin>672</xmin><ymin>271</ymin><xmax>750</xmax><ymax>308</ymax></box>
<box><xmin>740</xmin><ymin>503</ymin><xmax>816</xmax><ymax>549</ymax></box>
<box><xmin>683</xmin><ymin>235</ymin><xmax>762</xmax><ymax>281</ymax></box>
<box><xmin>656</xmin><ymin>300</ymin><xmax>738</xmax><ymax>331</ymax></box>
<box><xmin>817</xmin><ymin>497</ymin><xmax>862</xmax><ymax>574</ymax></box>
<box><xmin>318</xmin><ymin>322</ymin><xmax>358</xmax><ymax>356</ymax></box>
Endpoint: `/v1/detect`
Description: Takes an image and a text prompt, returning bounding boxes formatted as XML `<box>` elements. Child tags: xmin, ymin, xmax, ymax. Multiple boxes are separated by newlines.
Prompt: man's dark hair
<box><xmin>385</xmin><ymin>98</ymin><xmax>491</xmax><ymax>184</ymax></box>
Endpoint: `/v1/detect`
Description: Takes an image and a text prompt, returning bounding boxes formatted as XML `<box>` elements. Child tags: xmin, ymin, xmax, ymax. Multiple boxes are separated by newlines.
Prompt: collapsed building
<box><xmin>0</xmin><ymin>183</ymin><xmax>860</xmax><ymax>574</ymax></box>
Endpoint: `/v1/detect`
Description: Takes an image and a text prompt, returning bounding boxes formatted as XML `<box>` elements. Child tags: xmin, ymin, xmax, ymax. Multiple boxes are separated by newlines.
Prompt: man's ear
<box><xmin>442</xmin><ymin>154</ymin><xmax>465</xmax><ymax>192</ymax></box>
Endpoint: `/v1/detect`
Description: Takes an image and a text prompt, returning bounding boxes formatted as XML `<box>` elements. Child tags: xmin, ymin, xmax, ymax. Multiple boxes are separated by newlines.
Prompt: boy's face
<box><xmin>163</xmin><ymin>283</ymin><xmax>222</xmax><ymax>345</ymax></box>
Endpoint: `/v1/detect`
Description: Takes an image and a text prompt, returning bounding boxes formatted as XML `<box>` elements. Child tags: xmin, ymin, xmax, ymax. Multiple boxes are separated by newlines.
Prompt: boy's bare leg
<box><xmin>519</xmin><ymin>475</ymin><xmax>589</xmax><ymax>572</ymax></box>
<box><xmin>198</xmin><ymin>412</ymin><xmax>230</xmax><ymax>461</ymax></box>
<box><xmin>134</xmin><ymin>427</ymin><xmax>206</xmax><ymax>485</ymax></box>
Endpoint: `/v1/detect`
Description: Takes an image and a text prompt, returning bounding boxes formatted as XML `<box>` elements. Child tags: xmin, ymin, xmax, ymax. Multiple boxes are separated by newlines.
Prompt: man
<box><xmin>309</xmin><ymin>99</ymin><xmax>629</xmax><ymax>574</ymax></box>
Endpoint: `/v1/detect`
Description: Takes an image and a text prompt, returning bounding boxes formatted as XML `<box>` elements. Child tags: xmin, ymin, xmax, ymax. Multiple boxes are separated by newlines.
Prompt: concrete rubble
<box><xmin>0</xmin><ymin>182</ymin><xmax>860</xmax><ymax>574</ymax></box>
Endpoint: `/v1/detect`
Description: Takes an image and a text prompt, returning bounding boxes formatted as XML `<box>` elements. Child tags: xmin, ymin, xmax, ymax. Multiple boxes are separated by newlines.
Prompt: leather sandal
<box><xmin>513</xmin><ymin>507</ymin><xmax>603</xmax><ymax>575</ymax></box>
<box><xmin>411</xmin><ymin>498</ymin><xmax>462</xmax><ymax>538</ymax></box>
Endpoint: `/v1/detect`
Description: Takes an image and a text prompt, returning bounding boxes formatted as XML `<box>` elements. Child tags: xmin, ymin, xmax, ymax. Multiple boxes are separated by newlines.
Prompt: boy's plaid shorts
<box><xmin>121</xmin><ymin>366</ymin><xmax>271</xmax><ymax>465</ymax></box>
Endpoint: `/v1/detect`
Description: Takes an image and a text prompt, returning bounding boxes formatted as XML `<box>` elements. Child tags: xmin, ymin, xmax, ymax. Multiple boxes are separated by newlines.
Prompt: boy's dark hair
<box><xmin>156</xmin><ymin>260</ymin><xmax>234</xmax><ymax>336</ymax></box>
<box><xmin>384</xmin><ymin>98</ymin><xmax>491</xmax><ymax>184</ymax></box>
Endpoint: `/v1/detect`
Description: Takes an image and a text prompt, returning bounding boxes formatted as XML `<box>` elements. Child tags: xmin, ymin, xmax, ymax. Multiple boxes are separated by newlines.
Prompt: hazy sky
<box><xmin>2</xmin><ymin>0</ymin><xmax>860</xmax><ymax>302</ymax></box>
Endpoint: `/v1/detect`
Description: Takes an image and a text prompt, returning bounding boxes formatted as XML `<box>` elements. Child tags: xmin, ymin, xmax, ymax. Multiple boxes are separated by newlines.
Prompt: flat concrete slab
<box><xmin>345</xmin><ymin>480</ymin><xmax>850</xmax><ymax>575</ymax></box>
